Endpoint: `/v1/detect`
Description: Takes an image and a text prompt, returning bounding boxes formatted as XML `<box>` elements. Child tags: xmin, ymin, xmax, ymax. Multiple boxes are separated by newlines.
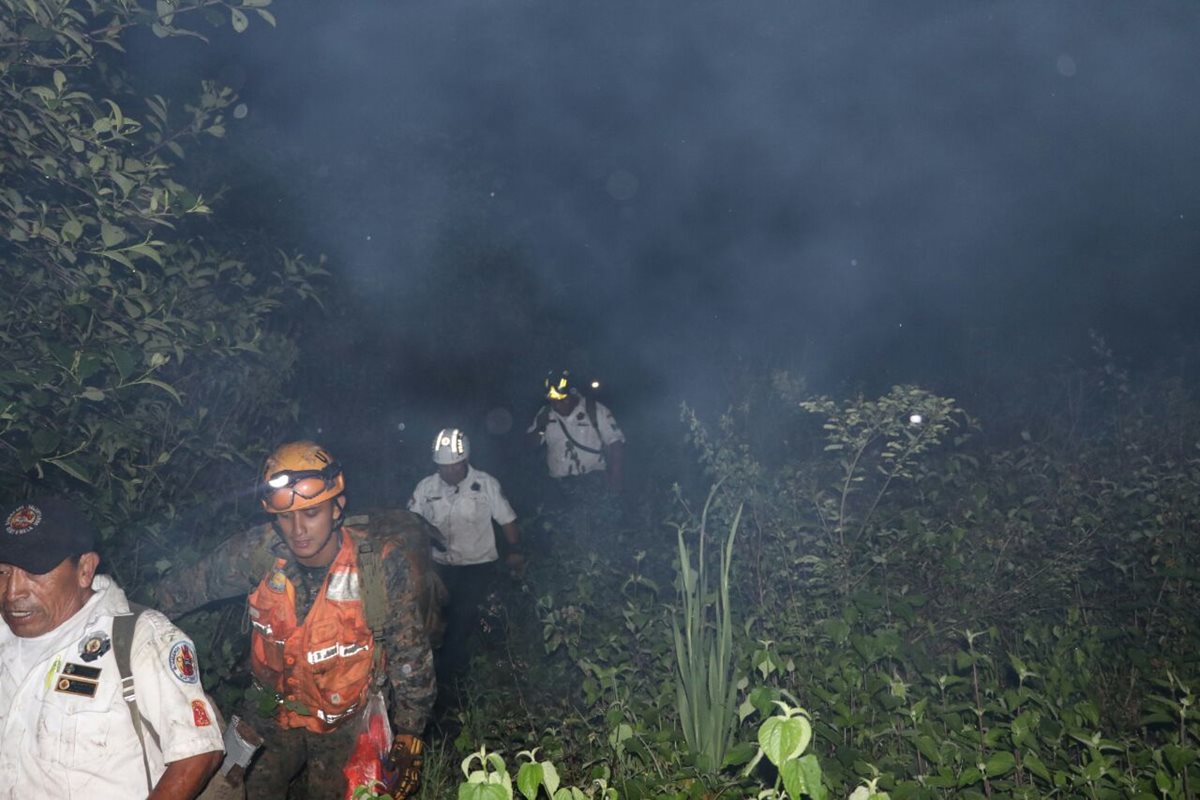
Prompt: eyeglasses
<box><xmin>260</xmin><ymin>463</ymin><xmax>341</xmax><ymax>511</ymax></box>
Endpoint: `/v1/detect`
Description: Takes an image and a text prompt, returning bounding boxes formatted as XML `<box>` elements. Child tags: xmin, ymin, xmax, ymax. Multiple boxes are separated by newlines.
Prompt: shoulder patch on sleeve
<box><xmin>169</xmin><ymin>640</ymin><xmax>200</xmax><ymax>684</ymax></box>
<box><xmin>191</xmin><ymin>698</ymin><xmax>213</xmax><ymax>726</ymax></box>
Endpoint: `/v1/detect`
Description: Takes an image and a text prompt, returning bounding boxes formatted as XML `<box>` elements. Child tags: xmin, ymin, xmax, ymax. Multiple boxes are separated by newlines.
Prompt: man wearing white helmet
<box><xmin>407</xmin><ymin>429</ymin><xmax>522</xmax><ymax>680</ymax></box>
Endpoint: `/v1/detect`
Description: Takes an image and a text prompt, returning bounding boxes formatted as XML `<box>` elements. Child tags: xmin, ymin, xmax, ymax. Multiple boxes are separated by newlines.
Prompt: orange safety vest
<box><xmin>248</xmin><ymin>529</ymin><xmax>376</xmax><ymax>733</ymax></box>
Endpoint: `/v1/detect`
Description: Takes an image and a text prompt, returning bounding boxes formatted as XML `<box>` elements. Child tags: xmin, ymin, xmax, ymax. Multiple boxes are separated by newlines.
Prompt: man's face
<box><xmin>438</xmin><ymin>461</ymin><xmax>469</xmax><ymax>486</ymax></box>
<box><xmin>0</xmin><ymin>554</ymin><xmax>98</xmax><ymax>638</ymax></box>
<box><xmin>273</xmin><ymin>498</ymin><xmax>343</xmax><ymax>567</ymax></box>
<box><xmin>550</xmin><ymin>395</ymin><xmax>578</xmax><ymax>416</ymax></box>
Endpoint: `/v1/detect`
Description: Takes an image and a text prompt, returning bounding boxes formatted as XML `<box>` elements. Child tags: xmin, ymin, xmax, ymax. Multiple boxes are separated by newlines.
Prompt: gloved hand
<box><xmin>389</xmin><ymin>733</ymin><xmax>424</xmax><ymax>799</ymax></box>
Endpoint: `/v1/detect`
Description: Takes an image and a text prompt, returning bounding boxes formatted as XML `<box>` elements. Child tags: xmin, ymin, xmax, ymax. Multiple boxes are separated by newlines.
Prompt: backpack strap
<box><xmin>113</xmin><ymin>604</ymin><xmax>160</xmax><ymax>794</ymax></box>
<box><xmin>249</xmin><ymin>525</ymin><xmax>280</xmax><ymax>580</ymax></box>
<box><xmin>357</xmin><ymin>540</ymin><xmax>390</xmax><ymax>674</ymax></box>
<box><xmin>585</xmin><ymin>396</ymin><xmax>601</xmax><ymax>436</ymax></box>
<box><xmin>551</xmin><ymin>398</ymin><xmax>606</xmax><ymax>457</ymax></box>
<box><xmin>242</xmin><ymin>526</ymin><xmax>281</xmax><ymax>635</ymax></box>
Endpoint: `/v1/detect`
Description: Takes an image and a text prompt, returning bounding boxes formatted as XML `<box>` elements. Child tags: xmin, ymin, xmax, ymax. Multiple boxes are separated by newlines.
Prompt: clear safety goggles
<box><xmin>260</xmin><ymin>463</ymin><xmax>341</xmax><ymax>511</ymax></box>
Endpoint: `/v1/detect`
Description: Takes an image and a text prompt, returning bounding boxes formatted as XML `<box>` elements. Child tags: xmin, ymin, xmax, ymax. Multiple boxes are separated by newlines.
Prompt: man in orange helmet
<box><xmin>157</xmin><ymin>442</ymin><xmax>438</xmax><ymax>799</ymax></box>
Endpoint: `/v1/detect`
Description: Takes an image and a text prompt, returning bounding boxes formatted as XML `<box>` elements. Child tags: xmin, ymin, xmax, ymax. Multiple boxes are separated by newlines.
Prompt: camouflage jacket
<box><xmin>158</xmin><ymin>508</ymin><xmax>444</xmax><ymax>734</ymax></box>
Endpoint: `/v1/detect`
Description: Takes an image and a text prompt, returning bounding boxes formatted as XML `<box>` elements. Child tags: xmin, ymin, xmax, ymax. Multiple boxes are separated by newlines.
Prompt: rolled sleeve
<box><xmin>131</xmin><ymin>612</ymin><xmax>225</xmax><ymax>764</ymax></box>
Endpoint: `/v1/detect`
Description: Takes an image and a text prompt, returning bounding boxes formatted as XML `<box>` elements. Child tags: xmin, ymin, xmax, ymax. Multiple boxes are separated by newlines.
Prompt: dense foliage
<box><xmin>5</xmin><ymin>4</ymin><xmax>1198</xmax><ymax>799</ymax></box>
<box><xmin>0</xmin><ymin>0</ymin><xmax>324</xmax><ymax>583</ymax></box>
<box><xmin>435</xmin><ymin>357</ymin><xmax>1200</xmax><ymax>800</ymax></box>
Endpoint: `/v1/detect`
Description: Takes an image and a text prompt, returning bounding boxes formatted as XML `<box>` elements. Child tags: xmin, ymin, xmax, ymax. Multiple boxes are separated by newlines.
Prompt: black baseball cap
<box><xmin>1</xmin><ymin>496</ymin><xmax>98</xmax><ymax>574</ymax></box>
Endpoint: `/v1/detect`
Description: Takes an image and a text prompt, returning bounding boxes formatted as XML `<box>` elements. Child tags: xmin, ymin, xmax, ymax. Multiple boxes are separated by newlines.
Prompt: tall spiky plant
<box><xmin>672</xmin><ymin>486</ymin><xmax>741</xmax><ymax>773</ymax></box>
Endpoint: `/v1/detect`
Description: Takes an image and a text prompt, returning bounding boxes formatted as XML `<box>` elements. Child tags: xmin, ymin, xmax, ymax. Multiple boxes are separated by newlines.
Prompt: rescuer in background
<box><xmin>527</xmin><ymin>369</ymin><xmax>626</xmax><ymax>494</ymax></box>
<box><xmin>156</xmin><ymin>442</ymin><xmax>437</xmax><ymax>799</ymax></box>
<box><xmin>408</xmin><ymin>428</ymin><xmax>522</xmax><ymax>682</ymax></box>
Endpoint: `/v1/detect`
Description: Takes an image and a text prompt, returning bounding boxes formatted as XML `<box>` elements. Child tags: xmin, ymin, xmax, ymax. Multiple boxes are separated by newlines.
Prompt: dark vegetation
<box><xmin>3</xmin><ymin>3</ymin><xmax>1199</xmax><ymax>799</ymax></box>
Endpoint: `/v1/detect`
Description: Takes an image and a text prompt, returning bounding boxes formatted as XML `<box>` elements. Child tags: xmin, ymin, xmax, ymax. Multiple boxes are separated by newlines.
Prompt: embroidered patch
<box><xmin>79</xmin><ymin>631</ymin><xmax>111</xmax><ymax>663</ymax></box>
<box><xmin>191</xmin><ymin>699</ymin><xmax>212</xmax><ymax>727</ymax></box>
<box><xmin>268</xmin><ymin>569</ymin><xmax>287</xmax><ymax>593</ymax></box>
<box><xmin>169</xmin><ymin>641</ymin><xmax>199</xmax><ymax>683</ymax></box>
<box><xmin>5</xmin><ymin>504</ymin><xmax>42</xmax><ymax>536</ymax></box>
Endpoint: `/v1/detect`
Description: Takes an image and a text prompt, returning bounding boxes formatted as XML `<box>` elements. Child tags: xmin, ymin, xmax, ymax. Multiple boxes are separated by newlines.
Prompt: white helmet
<box><xmin>432</xmin><ymin>428</ymin><xmax>469</xmax><ymax>465</ymax></box>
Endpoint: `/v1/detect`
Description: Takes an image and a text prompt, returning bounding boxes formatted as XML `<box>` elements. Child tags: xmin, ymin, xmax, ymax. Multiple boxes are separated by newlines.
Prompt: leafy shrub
<box><xmin>0</xmin><ymin>0</ymin><xmax>323</xmax><ymax>587</ymax></box>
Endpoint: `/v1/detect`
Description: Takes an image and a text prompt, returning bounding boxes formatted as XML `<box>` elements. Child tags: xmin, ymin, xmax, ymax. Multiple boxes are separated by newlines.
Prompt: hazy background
<box><xmin>127</xmin><ymin>0</ymin><xmax>1200</xmax><ymax>500</ymax></box>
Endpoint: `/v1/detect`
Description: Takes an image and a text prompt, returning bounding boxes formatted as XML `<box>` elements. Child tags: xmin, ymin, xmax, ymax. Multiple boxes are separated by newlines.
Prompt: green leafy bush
<box><xmin>1</xmin><ymin>0</ymin><xmax>324</xmax><ymax>586</ymax></box>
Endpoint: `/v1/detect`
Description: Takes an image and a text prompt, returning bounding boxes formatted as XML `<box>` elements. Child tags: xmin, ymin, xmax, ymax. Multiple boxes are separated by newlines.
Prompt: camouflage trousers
<box><xmin>243</xmin><ymin>711</ymin><xmax>362</xmax><ymax>799</ymax></box>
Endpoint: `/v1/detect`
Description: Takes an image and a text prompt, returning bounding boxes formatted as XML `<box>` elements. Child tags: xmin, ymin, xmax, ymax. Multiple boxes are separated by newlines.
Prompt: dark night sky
<box><xmin>130</xmin><ymin>1</ymin><xmax>1200</xmax><ymax>451</ymax></box>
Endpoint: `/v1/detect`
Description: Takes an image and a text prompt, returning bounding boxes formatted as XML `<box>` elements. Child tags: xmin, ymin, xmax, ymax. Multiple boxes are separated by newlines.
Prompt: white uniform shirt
<box><xmin>408</xmin><ymin>465</ymin><xmax>517</xmax><ymax>566</ymax></box>
<box><xmin>528</xmin><ymin>398</ymin><xmax>625</xmax><ymax>478</ymax></box>
<box><xmin>0</xmin><ymin>574</ymin><xmax>224</xmax><ymax>799</ymax></box>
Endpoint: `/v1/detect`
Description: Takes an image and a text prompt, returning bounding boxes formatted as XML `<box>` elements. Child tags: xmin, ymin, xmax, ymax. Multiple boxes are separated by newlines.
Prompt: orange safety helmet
<box><xmin>260</xmin><ymin>441</ymin><xmax>345</xmax><ymax>513</ymax></box>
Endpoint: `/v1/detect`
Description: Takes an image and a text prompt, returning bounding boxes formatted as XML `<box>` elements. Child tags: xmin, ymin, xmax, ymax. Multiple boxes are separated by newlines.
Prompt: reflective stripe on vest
<box><xmin>247</xmin><ymin>529</ymin><xmax>376</xmax><ymax>733</ymax></box>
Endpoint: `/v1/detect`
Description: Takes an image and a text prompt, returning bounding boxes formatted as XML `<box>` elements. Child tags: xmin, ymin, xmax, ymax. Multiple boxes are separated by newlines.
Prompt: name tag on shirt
<box><xmin>54</xmin><ymin>662</ymin><xmax>102</xmax><ymax>697</ymax></box>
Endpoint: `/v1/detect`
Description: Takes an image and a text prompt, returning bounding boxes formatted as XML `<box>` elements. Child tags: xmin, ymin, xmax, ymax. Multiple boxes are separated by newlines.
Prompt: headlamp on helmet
<box><xmin>260</xmin><ymin>441</ymin><xmax>345</xmax><ymax>513</ymax></box>
<box><xmin>545</xmin><ymin>370</ymin><xmax>574</xmax><ymax>401</ymax></box>
<box><xmin>432</xmin><ymin>428</ymin><xmax>469</xmax><ymax>465</ymax></box>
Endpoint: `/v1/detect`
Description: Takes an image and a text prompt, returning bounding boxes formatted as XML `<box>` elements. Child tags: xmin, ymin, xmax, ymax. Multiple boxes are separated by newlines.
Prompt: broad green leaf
<box><xmin>1023</xmin><ymin>752</ymin><xmax>1050</xmax><ymax>782</ymax></box>
<box><xmin>47</xmin><ymin>458</ymin><xmax>92</xmax><ymax>485</ymax></box>
<box><xmin>110</xmin><ymin>347</ymin><xmax>136</xmax><ymax>381</ymax></box>
<box><xmin>758</xmin><ymin>715</ymin><xmax>811</xmax><ymax>767</ymax></box>
<box><xmin>128</xmin><ymin>243</ymin><xmax>164</xmax><ymax>266</ymax></box>
<box><xmin>781</xmin><ymin>758</ymin><xmax>808</xmax><ymax>799</ymax></box>
<box><xmin>721</xmin><ymin>741</ymin><xmax>757</xmax><ymax>767</ymax></box>
<box><xmin>458</xmin><ymin>785</ymin><xmax>508</xmax><ymax>800</ymax></box>
<box><xmin>103</xmin><ymin>99</ymin><xmax>124</xmax><ymax>129</ymax></box>
<box><xmin>231</xmin><ymin>7</ymin><xmax>249</xmax><ymax>32</ymax></box>
<box><xmin>1164</xmin><ymin>744</ymin><xmax>1196</xmax><ymax>773</ymax></box>
<box><xmin>101</xmin><ymin>222</ymin><xmax>126</xmax><ymax>247</ymax></box>
<box><xmin>985</xmin><ymin>751</ymin><xmax>1015</xmax><ymax>777</ymax></box>
<box><xmin>130</xmin><ymin>377</ymin><xmax>182</xmax><ymax>404</ymax></box>
<box><xmin>780</xmin><ymin>754</ymin><xmax>826</xmax><ymax>800</ymax></box>
<box><xmin>80</xmin><ymin>387</ymin><xmax>106</xmax><ymax>401</ymax></box>
<box><xmin>31</xmin><ymin>429</ymin><xmax>62</xmax><ymax>455</ymax></box>
<box><xmin>111</xmin><ymin>172</ymin><xmax>135</xmax><ymax>196</ymax></box>
<box><xmin>515</xmin><ymin>763</ymin><xmax>542</xmax><ymax>800</ymax></box>
<box><xmin>61</xmin><ymin>218</ymin><xmax>83</xmax><ymax>241</ymax></box>
<box><xmin>540</xmin><ymin>761</ymin><xmax>559</xmax><ymax>796</ymax></box>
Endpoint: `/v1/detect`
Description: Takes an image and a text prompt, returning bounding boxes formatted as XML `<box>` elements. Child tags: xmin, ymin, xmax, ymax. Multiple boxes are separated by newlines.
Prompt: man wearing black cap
<box><xmin>0</xmin><ymin>495</ymin><xmax>225</xmax><ymax>799</ymax></box>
